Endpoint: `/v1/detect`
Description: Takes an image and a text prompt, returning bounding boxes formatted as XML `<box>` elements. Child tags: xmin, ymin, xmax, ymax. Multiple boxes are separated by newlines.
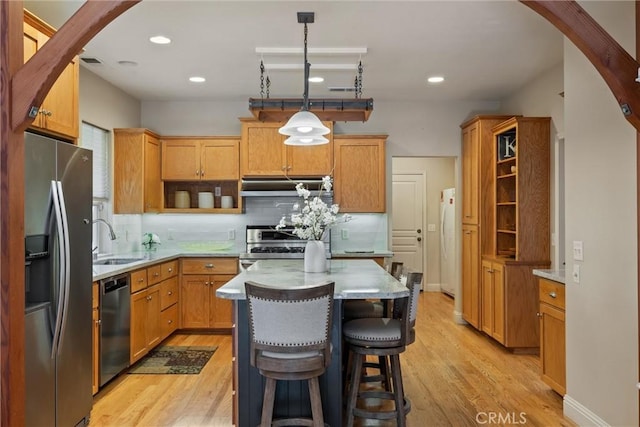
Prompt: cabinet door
<box><xmin>210</xmin><ymin>274</ymin><xmax>235</xmax><ymax>328</ymax></box>
<box><xmin>162</xmin><ymin>140</ymin><xmax>201</xmax><ymax>180</ymax></box>
<box><xmin>201</xmin><ymin>139</ymin><xmax>240</xmax><ymax>180</ymax></box>
<box><xmin>461</xmin><ymin>224</ymin><xmax>479</xmax><ymax>328</ymax></box>
<box><xmin>540</xmin><ymin>303</ymin><xmax>566</xmax><ymax>394</ymax></box>
<box><xmin>461</xmin><ymin>122</ymin><xmax>479</xmax><ymax>224</ymax></box>
<box><xmin>92</xmin><ymin>307</ymin><xmax>99</xmax><ymax>395</ymax></box>
<box><xmin>241</xmin><ymin>122</ymin><xmax>287</xmax><ymax>176</ymax></box>
<box><xmin>146</xmin><ymin>285</ymin><xmax>162</xmax><ymax>349</ymax></box>
<box><xmin>130</xmin><ymin>290</ymin><xmax>149</xmax><ymax>363</ymax></box>
<box><xmin>492</xmin><ymin>263</ymin><xmax>505</xmax><ymax>344</ymax></box>
<box><xmin>181</xmin><ymin>275</ymin><xmax>211</xmax><ymax>328</ymax></box>
<box><xmin>334</xmin><ymin>137</ymin><xmax>386</xmax><ymax>212</ymax></box>
<box><xmin>144</xmin><ymin>134</ymin><xmax>162</xmax><ymax>211</ymax></box>
<box><xmin>286</xmin><ymin>123</ymin><xmax>333</xmax><ymax>176</ymax></box>
<box><xmin>160</xmin><ymin>304</ymin><xmax>179</xmax><ymax>340</ymax></box>
<box><xmin>480</xmin><ymin>260</ymin><xmax>493</xmax><ymax>336</ymax></box>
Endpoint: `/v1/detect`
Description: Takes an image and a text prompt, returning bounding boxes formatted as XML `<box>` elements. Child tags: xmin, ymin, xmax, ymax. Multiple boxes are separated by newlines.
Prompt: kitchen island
<box><xmin>216</xmin><ymin>259</ymin><xmax>408</xmax><ymax>426</ymax></box>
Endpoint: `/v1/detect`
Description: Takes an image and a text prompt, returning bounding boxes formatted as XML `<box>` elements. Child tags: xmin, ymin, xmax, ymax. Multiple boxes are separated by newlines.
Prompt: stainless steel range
<box><xmin>240</xmin><ymin>225</ymin><xmax>330</xmax><ymax>269</ymax></box>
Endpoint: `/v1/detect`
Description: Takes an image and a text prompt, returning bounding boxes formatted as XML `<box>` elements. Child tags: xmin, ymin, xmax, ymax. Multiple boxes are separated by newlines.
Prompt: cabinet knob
<box><xmin>96</xmin><ymin>319</ymin><xmax>101</xmax><ymax>325</ymax></box>
<box><xmin>168</xmin><ymin>291</ymin><xmax>173</xmax><ymax>295</ymax></box>
<box><xmin>201</xmin><ymin>170</ymin><xmax>205</xmax><ymax>176</ymax></box>
<box><xmin>205</xmin><ymin>263</ymin><xmax>214</xmax><ymax>268</ymax></box>
<box><xmin>168</xmin><ymin>268</ymin><xmax>173</xmax><ymax>272</ymax></box>
<box><xmin>205</xmin><ymin>281</ymin><xmax>210</xmax><ymax>286</ymax></box>
<box><xmin>536</xmin><ymin>312</ymin><xmax>542</xmax><ymax>317</ymax></box>
<box><xmin>464</xmin><ymin>231</ymin><xmax>471</xmax><ymax>235</ymax></box>
<box><xmin>549</xmin><ymin>292</ymin><xmax>557</xmax><ymax>298</ymax></box>
<box><xmin>196</xmin><ymin>170</ymin><xmax>200</xmax><ymax>176</ymax></box>
<box><xmin>137</xmin><ymin>278</ymin><xmax>144</xmax><ymax>283</ymax></box>
<box><xmin>168</xmin><ymin>319</ymin><xmax>173</xmax><ymax>324</ymax></box>
<box><xmin>153</xmin><ymin>272</ymin><xmax>159</xmax><ymax>277</ymax></box>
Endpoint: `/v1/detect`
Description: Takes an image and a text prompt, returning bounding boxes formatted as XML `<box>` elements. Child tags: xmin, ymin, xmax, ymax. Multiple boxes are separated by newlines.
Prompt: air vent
<box><xmin>81</xmin><ymin>57</ymin><xmax>102</xmax><ymax>64</ymax></box>
<box><xmin>328</xmin><ymin>87</ymin><xmax>355</xmax><ymax>92</ymax></box>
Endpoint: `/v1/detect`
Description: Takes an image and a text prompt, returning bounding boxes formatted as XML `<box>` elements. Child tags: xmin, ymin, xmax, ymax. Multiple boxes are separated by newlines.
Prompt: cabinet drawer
<box><xmin>539</xmin><ymin>278</ymin><xmax>565</xmax><ymax>310</ymax></box>
<box><xmin>160</xmin><ymin>276</ymin><xmax>178</xmax><ymax>310</ymax></box>
<box><xmin>148</xmin><ymin>264</ymin><xmax>163</xmax><ymax>285</ymax></box>
<box><xmin>161</xmin><ymin>303</ymin><xmax>178</xmax><ymax>338</ymax></box>
<box><xmin>162</xmin><ymin>260</ymin><xmax>178</xmax><ymax>280</ymax></box>
<box><xmin>181</xmin><ymin>257</ymin><xmax>238</xmax><ymax>275</ymax></box>
<box><xmin>130</xmin><ymin>269</ymin><xmax>148</xmax><ymax>293</ymax></box>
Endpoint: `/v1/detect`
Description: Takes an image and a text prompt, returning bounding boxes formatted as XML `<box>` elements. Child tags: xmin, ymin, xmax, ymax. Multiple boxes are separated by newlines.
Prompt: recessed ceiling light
<box><xmin>149</xmin><ymin>35</ymin><xmax>171</xmax><ymax>45</ymax></box>
<box><xmin>189</xmin><ymin>76</ymin><xmax>206</xmax><ymax>83</ymax></box>
<box><xmin>308</xmin><ymin>76</ymin><xmax>324</xmax><ymax>83</ymax></box>
<box><xmin>427</xmin><ymin>76</ymin><xmax>445</xmax><ymax>84</ymax></box>
<box><xmin>117</xmin><ymin>60</ymin><xmax>138</xmax><ymax>67</ymax></box>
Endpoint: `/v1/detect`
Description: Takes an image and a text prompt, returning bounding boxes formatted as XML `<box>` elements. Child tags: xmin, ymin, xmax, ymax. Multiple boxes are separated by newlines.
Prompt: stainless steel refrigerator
<box><xmin>24</xmin><ymin>132</ymin><xmax>93</xmax><ymax>426</ymax></box>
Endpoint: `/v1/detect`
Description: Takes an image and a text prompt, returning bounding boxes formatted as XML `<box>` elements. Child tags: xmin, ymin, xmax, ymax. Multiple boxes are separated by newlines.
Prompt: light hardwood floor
<box><xmin>89</xmin><ymin>292</ymin><xmax>576</xmax><ymax>426</ymax></box>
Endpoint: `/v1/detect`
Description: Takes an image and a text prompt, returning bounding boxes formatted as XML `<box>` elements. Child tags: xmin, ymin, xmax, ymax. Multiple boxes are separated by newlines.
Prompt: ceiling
<box><xmin>23</xmin><ymin>1</ymin><xmax>563</xmax><ymax>105</ymax></box>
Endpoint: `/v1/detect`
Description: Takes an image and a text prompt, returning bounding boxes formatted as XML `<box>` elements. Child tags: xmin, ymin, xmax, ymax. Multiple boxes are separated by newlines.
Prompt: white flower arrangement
<box><xmin>142</xmin><ymin>232</ymin><xmax>161</xmax><ymax>250</ymax></box>
<box><xmin>276</xmin><ymin>176</ymin><xmax>351</xmax><ymax>240</ymax></box>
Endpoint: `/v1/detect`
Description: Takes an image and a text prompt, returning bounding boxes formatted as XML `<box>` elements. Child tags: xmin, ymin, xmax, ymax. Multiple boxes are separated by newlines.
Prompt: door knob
<box><xmin>417</xmin><ymin>229</ymin><xmax>422</xmax><ymax>234</ymax></box>
<box><xmin>417</xmin><ymin>237</ymin><xmax>422</xmax><ymax>242</ymax></box>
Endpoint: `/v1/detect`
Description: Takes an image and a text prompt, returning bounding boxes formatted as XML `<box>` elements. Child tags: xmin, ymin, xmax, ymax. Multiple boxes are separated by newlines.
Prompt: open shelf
<box><xmin>162</xmin><ymin>180</ymin><xmax>241</xmax><ymax>212</ymax></box>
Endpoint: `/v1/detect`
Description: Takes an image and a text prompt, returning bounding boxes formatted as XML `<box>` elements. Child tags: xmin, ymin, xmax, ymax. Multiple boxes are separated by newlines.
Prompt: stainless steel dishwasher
<box><xmin>99</xmin><ymin>273</ymin><xmax>131</xmax><ymax>386</ymax></box>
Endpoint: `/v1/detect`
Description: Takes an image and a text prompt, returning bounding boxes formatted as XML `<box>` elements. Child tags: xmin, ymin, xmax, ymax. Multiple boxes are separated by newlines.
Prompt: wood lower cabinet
<box><xmin>181</xmin><ymin>258</ymin><xmax>238</xmax><ymax>329</ymax></box>
<box><xmin>333</xmin><ymin>135</ymin><xmax>387</xmax><ymax>213</ymax></box>
<box><xmin>130</xmin><ymin>260</ymin><xmax>179</xmax><ymax>364</ymax></box>
<box><xmin>461</xmin><ymin>224</ymin><xmax>480</xmax><ymax>328</ymax></box>
<box><xmin>240</xmin><ymin>118</ymin><xmax>334</xmax><ymax>177</ymax></box>
<box><xmin>481</xmin><ymin>257</ymin><xmax>547</xmax><ymax>348</ymax></box>
<box><xmin>23</xmin><ymin>10</ymin><xmax>79</xmax><ymax>140</ymax></box>
<box><xmin>114</xmin><ymin>128</ymin><xmax>162</xmax><ymax>214</ymax></box>
<box><xmin>538</xmin><ymin>278</ymin><xmax>566</xmax><ymax>395</ymax></box>
<box><xmin>92</xmin><ymin>282</ymin><xmax>99</xmax><ymax>395</ymax></box>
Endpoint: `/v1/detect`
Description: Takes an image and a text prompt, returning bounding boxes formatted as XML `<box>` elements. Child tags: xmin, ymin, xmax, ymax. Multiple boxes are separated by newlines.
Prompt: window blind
<box><xmin>80</xmin><ymin>122</ymin><xmax>110</xmax><ymax>199</ymax></box>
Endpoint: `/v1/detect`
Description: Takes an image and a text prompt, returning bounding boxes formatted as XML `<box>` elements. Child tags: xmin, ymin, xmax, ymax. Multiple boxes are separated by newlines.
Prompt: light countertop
<box><xmin>216</xmin><ymin>259</ymin><xmax>408</xmax><ymax>300</ymax></box>
<box><xmin>330</xmin><ymin>250</ymin><xmax>393</xmax><ymax>257</ymax></box>
<box><xmin>92</xmin><ymin>249</ymin><xmax>240</xmax><ymax>281</ymax></box>
<box><xmin>532</xmin><ymin>269</ymin><xmax>566</xmax><ymax>284</ymax></box>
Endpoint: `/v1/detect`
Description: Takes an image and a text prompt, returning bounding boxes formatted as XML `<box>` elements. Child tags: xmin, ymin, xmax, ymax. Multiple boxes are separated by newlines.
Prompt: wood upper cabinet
<box><xmin>114</xmin><ymin>129</ymin><xmax>162</xmax><ymax>214</ymax></box>
<box><xmin>240</xmin><ymin>119</ymin><xmax>334</xmax><ymax>177</ymax></box>
<box><xmin>181</xmin><ymin>258</ymin><xmax>237</xmax><ymax>329</ymax></box>
<box><xmin>23</xmin><ymin>10</ymin><xmax>79</xmax><ymax>140</ymax></box>
<box><xmin>162</xmin><ymin>137</ymin><xmax>240</xmax><ymax>181</ymax></box>
<box><xmin>333</xmin><ymin>135</ymin><xmax>386</xmax><ymax>213</ymax></box>
<box><xmin>538</xmin><ymin>278</ymin><xmax>566</xmax><ymax>395</ymax></box>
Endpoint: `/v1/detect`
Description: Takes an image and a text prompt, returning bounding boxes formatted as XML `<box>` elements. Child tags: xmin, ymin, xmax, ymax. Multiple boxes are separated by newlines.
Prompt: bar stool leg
<box><xmin>261</xmin><ymin>377</ymin><xmax>277</xmax><ymax>427</ymax></box>
<box><xmin>308</xmin><ymin>377</ymin><xmax>325</xmax><ymax>427</ymax></box>
<box><xmin>390</xmin><ymin>354</ymin><xmax>406</xmax><ymax>427</ymax></box>
<box><xmin>345</xmin><ymin>351</ymin><xmax>364</xmax><ymax>427</ymax></box>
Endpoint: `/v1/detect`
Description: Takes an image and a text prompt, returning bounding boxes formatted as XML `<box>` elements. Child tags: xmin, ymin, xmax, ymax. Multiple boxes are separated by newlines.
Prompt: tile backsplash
<box><xmin>112</xmin><ymin>196</ymin><xmax>388</xmax><ymax>254</ymax></box>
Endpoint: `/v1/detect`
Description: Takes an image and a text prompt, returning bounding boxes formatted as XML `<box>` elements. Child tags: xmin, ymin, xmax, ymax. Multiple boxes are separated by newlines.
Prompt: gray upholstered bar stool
<box><xmin>245</xmin><ymin>280</ymin><xmax>335</xmax><ymax>427</ymax></box>
<box><xmin>342</xmin><ymin>272</ymin><xmax>422</xmax><ymax>427</ymax></box>
<box><xmin>342</xmin><ymin>261</ymin><xmax>403</xmax><ymax>321</ymax></box>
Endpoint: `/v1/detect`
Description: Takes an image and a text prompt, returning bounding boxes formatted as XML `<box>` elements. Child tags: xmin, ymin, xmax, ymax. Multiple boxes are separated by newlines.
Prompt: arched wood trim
<box><xmin>520</xmin><ymin>0</ymin><xmax>640</xmax><ymax>132</ymax></box>
<box><xmin>12</xmin><ymin>0</ymin><xmax>139</xmax><ymax>132</ymax></box>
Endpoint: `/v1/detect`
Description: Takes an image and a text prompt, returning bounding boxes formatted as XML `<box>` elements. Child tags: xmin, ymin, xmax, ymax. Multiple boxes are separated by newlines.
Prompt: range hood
<box><xmin>241</xmin><ymin>178</ymin><xmax>332</xmax><ymax>197</ymax></box>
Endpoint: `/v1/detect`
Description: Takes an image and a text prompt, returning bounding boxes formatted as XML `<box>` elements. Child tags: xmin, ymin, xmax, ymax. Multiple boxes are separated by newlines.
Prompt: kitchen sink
<box><xmin>93</xmin><ymin>257</ymin><xmax>145</xmax><ymax>266</ymax></box>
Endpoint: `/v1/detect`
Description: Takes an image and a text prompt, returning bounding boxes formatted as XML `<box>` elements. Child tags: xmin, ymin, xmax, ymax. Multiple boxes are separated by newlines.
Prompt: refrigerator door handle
<box><xmin>56</xmin><ymin>181</ymin><xmax>72</xmax><ymax>356</ymax></box>
<box><xmin>50</xmin><ymin>181</ymin><xmax>67</xmax><ymax>358</ymax></box>
<box><xmin>440</xmin><ymin>202</ymin><xmax>447</xmax><ymax>259</ymax></box>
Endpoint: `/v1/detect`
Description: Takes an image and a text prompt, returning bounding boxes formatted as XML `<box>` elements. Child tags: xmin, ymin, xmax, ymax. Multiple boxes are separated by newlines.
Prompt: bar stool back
<box><xmin>343</xmin><ymin>272</ymin><xmax>423</xmax><ymax>427</ymax></box>
<box><xmin>245</xmin><ymin>280</ymin><xmax>335</xmax><ymax>427</ymax></box>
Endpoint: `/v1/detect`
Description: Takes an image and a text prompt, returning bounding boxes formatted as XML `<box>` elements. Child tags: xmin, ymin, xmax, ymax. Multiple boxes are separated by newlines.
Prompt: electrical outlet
<box><xmin>341</xmin><ymin>229</ymin><xmax>349</xmax><ymax>240</ymax></box>
<box><xmin>215</xmin><ymin>186</ymin><xmax>222</xmax><ymax>197</ymax></box>
<box><xmin>572</xmin><ymin>264</ymin><xmax>580</xmax><ymax>283</ymax></box>
<box><xmin>573</xmin><ymin>240</ymin><xmax>584</xmax><ymax>261</ymax></box>
<box><xmin>228</xmin><ymin>229</ymin><xmax>235</xmax><ymax>240</ymax></box>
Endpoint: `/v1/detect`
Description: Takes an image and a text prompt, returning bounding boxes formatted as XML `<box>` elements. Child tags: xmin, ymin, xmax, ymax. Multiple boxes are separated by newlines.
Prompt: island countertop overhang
<box><xmin>216</xmin><ymin>259</ymin><xmax>409</xmax><ymax>300</ymax></box>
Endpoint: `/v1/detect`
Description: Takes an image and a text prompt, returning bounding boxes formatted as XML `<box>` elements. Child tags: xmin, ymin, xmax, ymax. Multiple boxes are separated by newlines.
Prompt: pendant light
<box><xmin>278</xmin><ymin>12</ymin><xmax>330</xmax><ymax>145</ymax></box>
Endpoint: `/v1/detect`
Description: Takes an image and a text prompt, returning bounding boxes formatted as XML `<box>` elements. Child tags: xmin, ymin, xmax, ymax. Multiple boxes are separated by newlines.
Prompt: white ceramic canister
<box><xmin>198</xmin><ymin>192</ymin><xmax>214</xmax><ymax>208</ymax></box>
<box><xmin>221</xmin><ymin>195</ymin><xmax>234</xmax><ymax>209</ymax></box>
<box><xmin>175</xmin><ymin>191</ymin><xmax>191</xmax><ymax>208</ymax></box>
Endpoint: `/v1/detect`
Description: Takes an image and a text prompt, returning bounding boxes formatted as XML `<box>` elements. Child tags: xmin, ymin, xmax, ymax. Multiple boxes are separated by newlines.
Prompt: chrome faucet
<box><xmin>92</xmin><ymin>219</ymin><xmax>117</xmax><ymax>240</ymax></box>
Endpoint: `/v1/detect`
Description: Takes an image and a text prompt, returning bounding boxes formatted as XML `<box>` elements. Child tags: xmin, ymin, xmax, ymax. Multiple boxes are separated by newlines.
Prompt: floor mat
<box><xmin>128</xmin><ymin>345</ymin><xmax>217</xmax><ymax>374</ymax></box>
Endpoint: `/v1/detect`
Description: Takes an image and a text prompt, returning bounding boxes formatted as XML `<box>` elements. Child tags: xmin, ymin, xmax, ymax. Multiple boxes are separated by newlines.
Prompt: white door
<box><xmin>391</xmin><ymin>173</ymin><xmax>425</xmax><ymax>277</ymax></box>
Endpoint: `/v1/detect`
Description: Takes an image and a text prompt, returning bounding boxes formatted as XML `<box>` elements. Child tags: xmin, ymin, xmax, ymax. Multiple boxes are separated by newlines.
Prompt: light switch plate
<box><xmin>341</xmin><ymin>229</ymin><xmax>349</xmax><ymax>240</ymax></box>
<box><xmin>427</xmin><ymin>224</ymin><xmax>436</xmax><ymax>232</ymax></box>
<box><xmin>573</xmin><ymin>240</ymin><xmax>584</xmax><ymax>261</ymax></box>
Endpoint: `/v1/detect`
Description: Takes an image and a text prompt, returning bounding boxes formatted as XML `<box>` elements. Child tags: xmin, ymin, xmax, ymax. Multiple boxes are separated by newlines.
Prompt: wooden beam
<box><xmin>11</xmin><ymin>0</ymin><xmax>139</xmax><ymax>132</ymax></box>
<box><xmin>520</xmin><ymin>0</ymin><xmax>640</xmax><ymax>132</ymax></box>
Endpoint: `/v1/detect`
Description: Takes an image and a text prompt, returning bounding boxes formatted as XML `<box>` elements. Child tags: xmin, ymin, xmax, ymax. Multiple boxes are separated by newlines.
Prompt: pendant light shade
<box><xmin>278</xmin><ymin>12</ymin><xmax>330</xmax><ymax>146</ymax></box>
<box><xmin>279</xmin><ymin>110</ymin><xmax>330</xmax><ymax>137</ymax></box>
<box><xmin>283</xmin><ymin>134</ymin><xmax>329</xmax><ymax>146</ymax></box>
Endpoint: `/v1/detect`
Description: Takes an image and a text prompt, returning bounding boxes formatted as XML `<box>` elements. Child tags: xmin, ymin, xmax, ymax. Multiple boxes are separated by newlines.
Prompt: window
<box><xmin>80</xmin><ymin>122</ymin><xmax>111</xmax><ymax>252</ymax></box>
<box><xmin>80</xmin><ymin>122</ymin><xmax>110</xmax><ymax>200</ymax></box>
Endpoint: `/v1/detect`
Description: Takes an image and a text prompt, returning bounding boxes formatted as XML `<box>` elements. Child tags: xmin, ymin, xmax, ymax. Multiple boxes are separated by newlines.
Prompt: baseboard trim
<box><xmin>563</xmin><ymin>394</ymin><xmax>609</xmax><ymax>426</ymax></box>
<box><xmin>453</xmin><ymin>310</ymin><xmax>467</xmax><ymax>325</ymax></box>
<box><xmin>424</xmin><ymin>283</ymin><xmax>441</xmax><ymax>292</ymax></box>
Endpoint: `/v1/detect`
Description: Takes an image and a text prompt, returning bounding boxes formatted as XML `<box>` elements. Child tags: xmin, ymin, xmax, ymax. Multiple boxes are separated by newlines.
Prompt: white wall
<box><xmin>562</xmin><ymin>2</ymin><xmax>638</xmax><ymax>425</ymax></box>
